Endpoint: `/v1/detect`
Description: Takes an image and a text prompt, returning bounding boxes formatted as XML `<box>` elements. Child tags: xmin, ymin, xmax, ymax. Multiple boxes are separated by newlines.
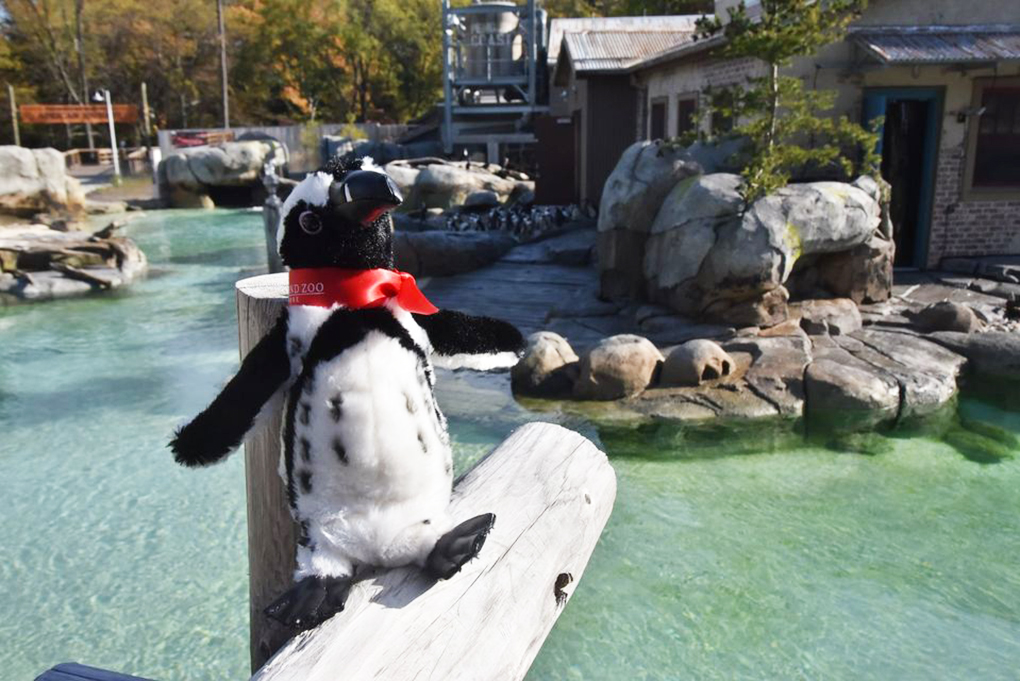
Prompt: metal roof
<box><xmin>560</xmin><ymin>29</ymin><xmax>699</xmax><ymax>74</ymax></box>
<box><xmin>852</xmin><ymin>25</ymin><xmax>1020</xmax><ymax>64</ymax></box>
<box><xmin>547</xmin><ymin>16</ymin><xmax>701</xmax><ymax>64</ymax></box>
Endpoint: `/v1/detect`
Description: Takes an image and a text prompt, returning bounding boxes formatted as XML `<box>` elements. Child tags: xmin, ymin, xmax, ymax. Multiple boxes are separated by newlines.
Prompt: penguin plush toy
<box><xmin>170</xmin><ymin>156</ymin><xmax>524</xmax><ymax>629</ymax></box>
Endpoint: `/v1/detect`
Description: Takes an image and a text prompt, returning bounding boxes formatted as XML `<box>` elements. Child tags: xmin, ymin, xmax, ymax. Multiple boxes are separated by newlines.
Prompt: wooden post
<box><xmin>8</xmin><ymin>84</ymin><xmax>19</xmax><ymax>147</ymax></box>
<box><xmin>236</xmin><ymin>273</ymin><xmax>295</xmax><ymax>670</ymax></box>
<box><xmin>237</xmin><ymin>272</ymin><xmax>617</xmax><ymax>679</ymax></box>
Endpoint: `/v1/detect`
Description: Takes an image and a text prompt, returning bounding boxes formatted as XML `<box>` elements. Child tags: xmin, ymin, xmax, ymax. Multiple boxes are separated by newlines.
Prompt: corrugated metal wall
<box><xmin>584</xmin><ymin>76</ymin><xmax>638</xmax><ymax>206</ymax></box>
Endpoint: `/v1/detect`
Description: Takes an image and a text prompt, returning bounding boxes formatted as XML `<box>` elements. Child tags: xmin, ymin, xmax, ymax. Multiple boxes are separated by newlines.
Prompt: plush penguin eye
<box><xmin>298</xmin><ymin>211</ymin><xmax>322</xmax><ymax>235</ymax></box>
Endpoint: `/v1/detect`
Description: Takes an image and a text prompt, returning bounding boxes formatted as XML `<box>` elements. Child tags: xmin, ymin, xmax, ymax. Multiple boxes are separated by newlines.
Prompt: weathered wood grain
<box><xmin>251</xmin><ymin>420</ymin><xmax>616</xmax><ymax>681</ymax></box>
<box><xmin>236</xmin><ymin>274</ymin><xmax>294</xmax><ymax>670</ymax></box>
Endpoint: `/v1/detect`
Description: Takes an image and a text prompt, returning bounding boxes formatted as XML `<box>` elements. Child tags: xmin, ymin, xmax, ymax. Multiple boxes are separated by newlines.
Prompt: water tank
<box><xmin>463</xmin><ymin>2</ymin><xmax>521</xmax><ymax>79</ymax></box>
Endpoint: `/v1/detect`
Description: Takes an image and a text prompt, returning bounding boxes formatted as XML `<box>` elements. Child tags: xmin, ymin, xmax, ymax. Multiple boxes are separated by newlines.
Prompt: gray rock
<box><xmin>791</xmin><ymin>235</ymin><xmax>894</xmax><ymax>304</ymax></box>
<box><xmin>158</xmin><ymin>141</ymin><xmax>286</xmax><ymax>208</ymax></box>
<box><xmin>597</xmin><ymin>140</ymin><xmax>701</xmax><ymax>298</ymax></box>
<box><xmin>0</xmin><ymin>224</ymin><xmax>147</xmax><ymax>305</ymax></box>
<box><xmin>910</xmin><ymin>301</ymin><xmax>981</xmax><ymax>333</ymax></box>
<box><xmin>382</xmin><ymin>163</ymin><xmax>421</xmax><ymax>210</ymax></box>
<box><xmin>750</xmin><ymin>180</ymin><xmax>878</xmax><ymax>255</ymax></box>
<box><xmin>660</xmin><ymin>339</ymin><xmax>735</xmax><ymax>387</ymax></box>
<box><xmin>413</xmin><ymin>163</ymin><xmax>517</xmax><ymax>210</ymax></box>
<box><xmin>0</xmin><ymin>146</ymin><xmax>86</xmax><ymax>216</ymax></box>
<box><xmin>794</xmin><ymin>298</ymin><xmax>862</xmax><ymax>336</ymax></box>
<box><xmin>598</xmin><ymin>140</ymin><xmax>702</xmax><ymax>236</ymax></box>
<box><xmin>804</xmin><ymin>358</ymin><xmax>899</xmax><ymax>429</ymax></box>
<box><xmin>542</xmin><ymin>228</ymin><xmax>595</xmax><ymax>266</ymax></box>
<box><xmin>837</xmin><ymin>329</ymin><xmax>966</xmax><ymax>417</ymax></box>
<box><xmin>511</xmin><ymin>332</ymin><xmax>580</xmax><ymax>398</ymax></box>
<box><xmin>723</xmin><ymin>334</ymin><xmax>812</xmax><ymax>416</ymax></box>
<box><xmin>394</xmin><ymin>230</ymin><xmax>516</xmax><ymax>278</ymax></box>
<box><xmin>642</xmin><ymin>173</ymin><xmax>881</xmax><ymax>328</ymax></box>
<box><xmin>644</xmin><ymin>173</ymin><xmax>741</xmax><ymax>289</ymax></box>
<box><xmin>463</xmin><ymin>190</ymin><xmax>501</xmax><ymax>210</ymax></box>
<box><xmin>574</xmin><ymin>334</ymin><xmax>664</xmax><ymax>400</ymax></box>
<box><xmin>926</xmin><ymin>331</ymin><xmax>1020</xmax><ymax>381</ymax></box>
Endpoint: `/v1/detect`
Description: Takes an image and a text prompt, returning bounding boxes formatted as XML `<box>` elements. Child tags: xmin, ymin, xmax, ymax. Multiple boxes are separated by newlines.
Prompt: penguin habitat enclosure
<box><xmin>2</xmin><ymin>207</ymin><xmax>1020</xmax><ymax>681</ymax></box>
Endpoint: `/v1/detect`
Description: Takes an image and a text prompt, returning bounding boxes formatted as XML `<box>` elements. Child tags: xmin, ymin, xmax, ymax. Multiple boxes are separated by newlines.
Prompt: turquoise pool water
<box><xmin>1</xmin><ymin>210</ymin><xmax>1018</xmax><ymax>680</ymax></box>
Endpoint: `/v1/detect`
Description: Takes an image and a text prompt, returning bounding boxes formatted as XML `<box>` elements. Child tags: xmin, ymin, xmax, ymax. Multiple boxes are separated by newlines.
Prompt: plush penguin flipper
<box><xmin>426</xmin><ymin>513</ymin><xmax>496</xmax><ymax>580</ymax></box>
<box><xmin>265</xmin><ymin>575</ymin><xmax>352</xmax><ymax>630</ymax></box>
<box><xmin>413</xmin><ymin>310</ymin><xmax>524</xmax><ymax>371</ymax></box>
<box><xmin>170</xmin><ymin>309</ymin><xmax>292</xmax><ymax>467</ymax></box>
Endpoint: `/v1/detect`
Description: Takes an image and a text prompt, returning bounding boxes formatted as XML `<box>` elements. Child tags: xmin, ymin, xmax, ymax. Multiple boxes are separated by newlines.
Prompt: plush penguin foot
<box><xmin>264</xmin><ymin>575</ymin><xmax>352</xmax><ymax>630</ymax></box>
<box><xmin>426</xmin><ymin>513</ymin><xmax>496</xmax><ymax>580</ymax></box>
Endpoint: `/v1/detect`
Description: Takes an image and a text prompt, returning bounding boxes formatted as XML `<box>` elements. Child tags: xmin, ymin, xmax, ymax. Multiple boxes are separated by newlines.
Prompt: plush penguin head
<box><xmin>278</xmin><ymin>156</ymin><xmax>403</xmax><ymax>270</ymax></box>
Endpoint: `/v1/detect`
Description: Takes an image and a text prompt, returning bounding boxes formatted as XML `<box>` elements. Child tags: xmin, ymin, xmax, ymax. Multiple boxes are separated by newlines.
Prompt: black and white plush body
<box><xmin>171</xmin><ymin>157</ymin><xmax>523</xmax><ymax>628</ymax></box>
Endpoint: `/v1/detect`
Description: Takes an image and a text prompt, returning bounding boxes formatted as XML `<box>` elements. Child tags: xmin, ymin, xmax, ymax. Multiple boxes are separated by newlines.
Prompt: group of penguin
<box><xmin>446</xmin><ymin>202</ymin><xmax>595</xmax><ymax>241</ymax></box>
<box><xmin>170</xmin><ymin>155</ymin><xmax>526</xmax><ymax>630</ymax></box>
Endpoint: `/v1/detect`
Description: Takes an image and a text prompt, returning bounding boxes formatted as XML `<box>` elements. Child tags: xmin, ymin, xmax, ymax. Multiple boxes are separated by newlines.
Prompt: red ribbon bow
<box><xmin>288</xmin><ymin>267</ymin><xmax>438</xmax><ymax>315</ymax></box>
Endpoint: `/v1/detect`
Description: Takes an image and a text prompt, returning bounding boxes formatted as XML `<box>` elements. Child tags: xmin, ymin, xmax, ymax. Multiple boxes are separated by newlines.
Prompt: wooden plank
<box><xmin>35</xmin><ymin>662</ymin><xmax>155</xmax><ymax>681</ymax></box>
<box><xmin>251</xmin><ymin>421</ymin><xmax>616</xmax><ymax>681</ymax></box>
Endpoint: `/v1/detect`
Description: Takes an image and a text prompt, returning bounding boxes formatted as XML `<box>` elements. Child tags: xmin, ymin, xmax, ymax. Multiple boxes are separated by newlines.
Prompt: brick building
<box><xmin>547</xmin><ymin>0</ymin><xmax>1020</xmax><ymax>269</ymax></box>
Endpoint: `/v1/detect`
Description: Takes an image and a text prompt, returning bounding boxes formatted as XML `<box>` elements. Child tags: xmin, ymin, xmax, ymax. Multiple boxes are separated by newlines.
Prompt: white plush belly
<box><xmin>291</xmin><ymin>330</ymin><xmax>453</xmax><ymax>536</ymax></box>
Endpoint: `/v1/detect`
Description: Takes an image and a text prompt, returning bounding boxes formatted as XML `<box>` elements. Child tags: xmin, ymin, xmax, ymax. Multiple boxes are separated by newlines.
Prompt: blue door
<box><xmin>863</xmin><ymin>88</ymin><xmax>943</xmax><ymax>268</ymax></box>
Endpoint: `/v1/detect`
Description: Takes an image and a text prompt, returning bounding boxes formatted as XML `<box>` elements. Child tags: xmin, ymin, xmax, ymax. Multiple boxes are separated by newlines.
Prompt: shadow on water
<box><xmin>597</xmin><ymin>417</ymin><xmax>806</xmax><ymax>462</ymax></box>
<box><xmin>595</xmin><ymin>389</ymin><xmax>1019</xmax><ymax>466</ymax></box>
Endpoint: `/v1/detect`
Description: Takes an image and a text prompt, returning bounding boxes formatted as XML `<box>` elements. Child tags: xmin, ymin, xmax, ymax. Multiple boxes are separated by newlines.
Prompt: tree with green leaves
<box><xmin>692</xmin><ymin>0</ymin><xmax>880</xmax><ymax>203</ymax></box>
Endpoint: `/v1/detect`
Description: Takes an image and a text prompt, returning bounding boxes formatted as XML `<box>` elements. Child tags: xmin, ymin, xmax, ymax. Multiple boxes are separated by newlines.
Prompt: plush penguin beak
<box><xmin>329</xmin><ymin>170</ymin><xmax>403</xmax><ymax>226</ymax></box>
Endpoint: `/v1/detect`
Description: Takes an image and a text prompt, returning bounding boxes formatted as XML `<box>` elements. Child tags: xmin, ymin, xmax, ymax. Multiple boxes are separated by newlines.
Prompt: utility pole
<box><xmin>217</xmin><ymin>0</ymin><xmax>230</xmax><ymax>129</ymax></box>
<box><xmin>75</xmin><ymin>0</ymin><xmax>95</xmax><ymax>150</ymax></box>
<box><xmin>7</xmin><ymin>84</ymin><xmax>20</xmax><ymax>146</ymax></box>
<box><xmin>141</xmin><ymin>81</ymin><xmax>152</xmax><ymax>139</ymax></box>
<box><xmin>97</xmin><ymin>89</ymin><xmax>122</xmax><ymax>185</ymax></box>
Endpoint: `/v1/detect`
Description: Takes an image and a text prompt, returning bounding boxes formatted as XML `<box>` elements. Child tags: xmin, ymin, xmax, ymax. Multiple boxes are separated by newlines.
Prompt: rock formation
<box><xmin>597</xmin><ymin>141</ymin><xmax>892</xmax><ymax>327</ymax></box>
<box><xmin>158</xmin><ymin>141</ymin><xmax>287</xmax><ymax>208</ymax></box>
<box><xmin>0</xmin><ymin>222</ymin><xmax>147</xmax><ymax>304</ymax></box>
<box><xmin>0</xmin><ymin>146</ymin><xmax>87</xmax><ymax>216</ymax></box>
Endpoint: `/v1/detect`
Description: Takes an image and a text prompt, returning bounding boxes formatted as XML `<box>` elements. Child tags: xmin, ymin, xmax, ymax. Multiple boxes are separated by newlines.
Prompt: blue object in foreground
<box><xmin>36</xmin><ymin>662</ymin><xmax>156</xmax><ymax>681</ymax></box>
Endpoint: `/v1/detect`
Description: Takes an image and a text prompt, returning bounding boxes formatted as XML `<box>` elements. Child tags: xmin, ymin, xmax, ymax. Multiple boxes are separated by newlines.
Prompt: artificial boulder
<box><xmin>382</xmin><ymin>163</ymin><xmax>421</xmax><ymax>209</ymax></box>
<box><xmin>393</xmin><ymin>230</ymin><xmax>516</xmax><ymax>277</ymax></box>
<box><xmin>0</xmin><ymin>223</ymin><xmax>147</xmax><ymax>304</ymax></box>
<box><xmin>793</xmin><ymin>298</ymin><xmax>863</xmax><ymax>336</ymax></box>
<box><xmin>789</xmin><ymin>234</ymin><xmax>894</xmax><ymax>304</ymax></box>
<box><xmin>927</xmin><ymin>331</ymin><xmax>1020</xmax><ymax>381</ymax></box>
<box><xmin>158</xmin><ymin>141</ymin><xmax>286</xmax><ymax>208</ymax></box>
<box><xmin>660</xmin><ymin>339</ymin><xmax>734</xmax><ymax>387</ymax></box>
<box><xmin>0</xmin><ymin>146</ymin><xmax>86</xmax><ymax>216</ymax></box>
<box><xmin>411</xmin><ymin>163</ymin><xmax>522</xmax><ymax>210</ymax></box>
<box><xmin>574</xmin><ymin>334</ymin><xmax>664</xmax><ymax>400</ymax></box>
<box><xmin>597</xmin><ymin>140</ymin><xmax>701</xmax><ymax>299</ymax></box>
<box><xmin>804</xmin><ymin>358</ymin><xmax>900</xmax><ymax>430</ymax></box>
<box><xmin>642</xmin><ymin>173</ymin><xmax>881</xmax><ymax>327</ymax></box>
<box><xmin>463</xmin><ymin>190</ymin><xmax>501</xmax><ymax>211</ymax></box>
<box><xmin>910</xmin><ymin>301</ymin><xmax>981</xmax><ymax>333</ymax></box>
<box><xmin>511</xmin><ymin>332</ymin><xmax>579</xmax><ymax>398</ymax></box>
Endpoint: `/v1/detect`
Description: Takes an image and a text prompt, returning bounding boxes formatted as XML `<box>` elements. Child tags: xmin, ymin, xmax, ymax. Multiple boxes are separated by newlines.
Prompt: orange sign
<box><xmin>19</xmin><ymin>104</ymin><xmax>139</xmax><ymax>125</ymax></box>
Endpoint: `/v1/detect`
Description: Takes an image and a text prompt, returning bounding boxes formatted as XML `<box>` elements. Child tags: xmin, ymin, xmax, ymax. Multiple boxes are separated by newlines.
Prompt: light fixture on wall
<box><xmin>956</xmin><ymin>106</ymin><xmax>986</xmax><ymax>124</ymax></box>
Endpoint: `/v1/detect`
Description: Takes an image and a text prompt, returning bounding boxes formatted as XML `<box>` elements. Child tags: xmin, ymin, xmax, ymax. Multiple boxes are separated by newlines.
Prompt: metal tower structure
<box><xmin>441</xmin><ymin>0</ymin><xmax>548</xmax><ymax>163</ymax></box>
